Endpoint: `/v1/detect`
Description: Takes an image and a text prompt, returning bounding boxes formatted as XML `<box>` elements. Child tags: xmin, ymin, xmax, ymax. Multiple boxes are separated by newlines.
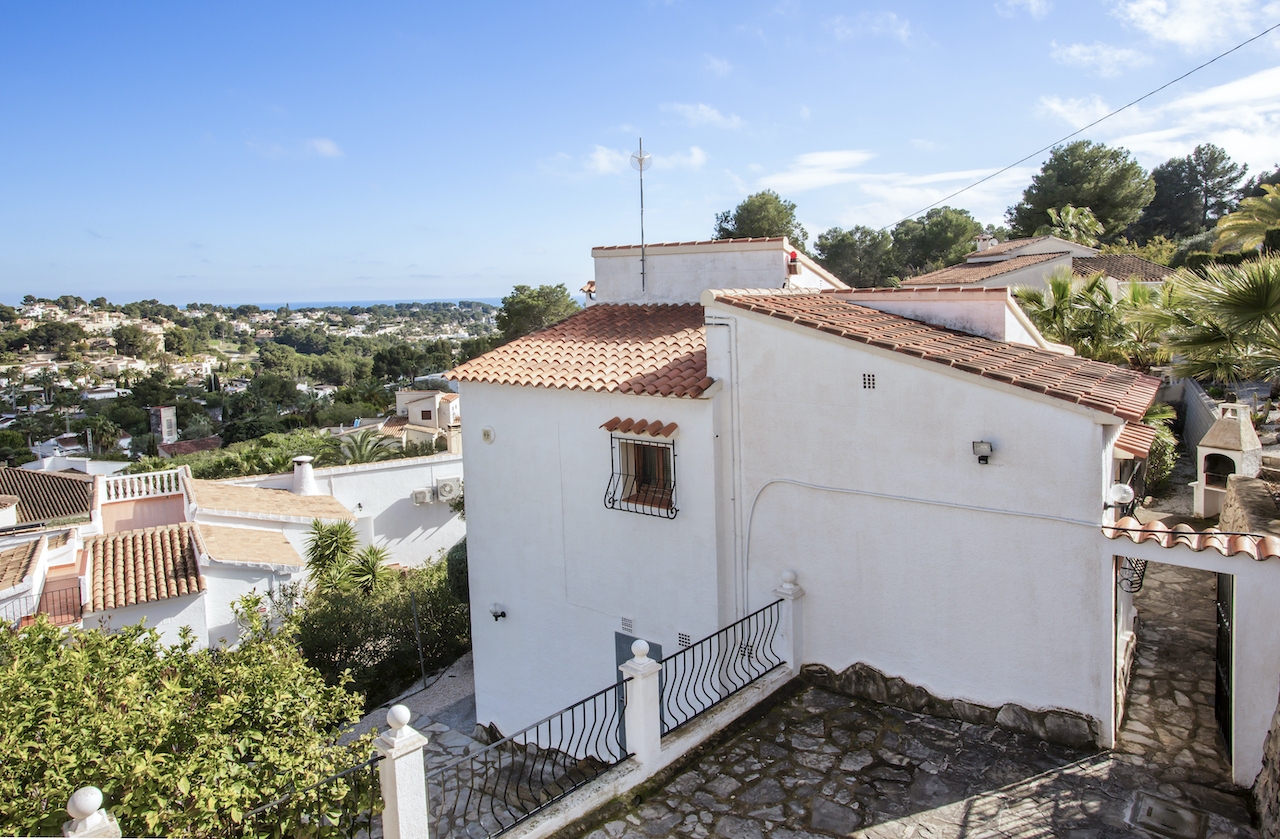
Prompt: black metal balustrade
<box><xmin>660</xmin><ymin>599</ymin><xmax>784</xmax><ymax>735</ymax></box>
<box><xmin>426</xmin><ymin>681</ymin><xmax>628</xmax><ymax>839</ymax></box>
<box><xmin>1</xmin><ymin>587</ymin><xmax>83</xmax><ymax>627</ymax></box>
<box><xmin>240</xmin><ymin>753</ymin><xmax>382</xmax><ymax>839</ymax></box>
<box><xmin>1117</xmin><ymin>556</ymin><xmax>1149</xmax><ymax>593</ymax></box>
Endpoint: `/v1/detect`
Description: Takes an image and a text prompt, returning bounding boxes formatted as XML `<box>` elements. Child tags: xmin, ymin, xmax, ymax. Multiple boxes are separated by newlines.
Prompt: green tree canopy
<box><xmin>813</xmin><ymin>226</ymin><xmax>896</xmax><ymax>287</ymax></box>
<box><xmin>713</xmin><ymin>190</ymin><xmax>808</xmax><ymax>251</ymax></box>
<box><xmin>1213</xmin><ymin>184</ymin><xmax>1280</xmax><ymax>253</ymax></box>
<box><xmin>111</xmin><ymin>324</ymin><xmax>157</xmax><ymax>359</ymax></box>
<box><xmin>1135</xmin><ymin>144</ymin><xmax>1248</xmax><ymax>241</ymax></box>
<box><xmin>496</xmin><ymin>284</ymin><xmax>580</xmax><ymax>344</ymax></box>
<box><xmin>1006</xmin><ymin>141</ymin><xmax>1154</xmax><ymax>240</ymax></box>
<box><xmin>892</xmin><ymin>206</ymin><xmax>987</xmax><ymax>275</ymax></box>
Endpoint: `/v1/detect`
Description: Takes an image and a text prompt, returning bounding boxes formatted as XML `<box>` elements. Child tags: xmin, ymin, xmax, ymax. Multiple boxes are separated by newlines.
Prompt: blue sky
<box><xmin>2</xmin><ymin>1</ymin><xmax>1278</xmax><ymax>306</ymax></box>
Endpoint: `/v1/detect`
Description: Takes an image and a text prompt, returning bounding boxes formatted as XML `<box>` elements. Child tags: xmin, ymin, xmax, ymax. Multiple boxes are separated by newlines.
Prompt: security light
<box><xmin>1105</xmin><ymin>483</ymin><xmax>1136</xmax><ymax>511</ymax></box>
<box><xmin>489</xmin><ymin>603</ymin><xmax>507</xmax><ymax>621</ymax></box>
<box><xmin>972</xmin><ymin>441</ymin><xmax>993</xmax><ymax>464</ymax></box>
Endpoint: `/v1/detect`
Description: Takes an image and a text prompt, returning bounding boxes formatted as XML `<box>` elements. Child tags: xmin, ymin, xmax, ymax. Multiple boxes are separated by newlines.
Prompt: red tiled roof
<box><xmin>158</xmin><ymin>436</ymin><xmax>222</xmax><ymax>458</ymax></box>
<box><xmin>901</xmin><ymin>252</ymin><xmax>1068</xmax><ymax>286</ymax></box>
<box><xmin>966</xmin><ymin>236</ymin><xmax>1053</xmax><ymax>260</ymax></box>
<box><xmin>1072</xmin><ymin>255</ymin><xmax>1174</xmax><ymax>283</ymax></box>
<box><xmin>601</xmin><ymin>417</ymin><xmax>679</xmax><ymax>438</ymax></box>
<box><xmin>86</xmin><ymin>523</ymin><xmax>206</xmax><ymax>612</ymax></box>
<box><xmin>593</xmin><ymin>237</ymin><xmax>785</xmax><ymax>252</ymax></box>
<box><xmin>1103</xmin><ymin>517</ymin><xmax>1280</xmax><ymax>561</ymax></box>
<box><xmin>0</xmin><ymin>467</ymin><xmax>93</xmax><ymax>525</ymax></box>
<box><xmin>0</xmin><ymin>538</ymin><xmax>40</xmax><ymax>591</ymax></box>
<box><xmin>379</xmin><ymin>415</ymin><xmax>409</xmax><ymax>437</ymax></box>
<box><xmin>441</xmin><ymin>392</ymin><xmax>459</xmax><ymax>402</ymax></box>
<box><xmin>1115</xmin><ymin>423</ymin><xmax>1158</xmax><ymax>459</ymax></box>
<box><xmin>448</xmin><ymin>304</ymin><xmax>712</xmax><ymax>398</ymax></box>
<box><xmin>582</xmin><ymin>280</ymin><xmax>596</xmax><ymax>294</ymax></box>
<box><xmin>711</xmin><ymin>290</ymin><xmax>1160</xmax><ymax>422</ymax></box>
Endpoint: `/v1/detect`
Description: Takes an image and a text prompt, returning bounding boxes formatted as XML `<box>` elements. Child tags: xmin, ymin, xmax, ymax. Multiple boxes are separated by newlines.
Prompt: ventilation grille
<box><xmin>863</xmin><ymin>373</ymin><xmax>876</xmax><ymax>389</ymax></box>
<box><xmin>621</xmin><ymin>617</ymin><xmax>634</xmax><ymax>634</ymax></box>
<box><xmin>738</xmin><ymin>642</ymin><xmax>754</xmax><ymax>659</ymax></box>
<box><xmin>678</xmin><ymin>633</ymin><xmax>691</xmax><ymax>648</ymax></box>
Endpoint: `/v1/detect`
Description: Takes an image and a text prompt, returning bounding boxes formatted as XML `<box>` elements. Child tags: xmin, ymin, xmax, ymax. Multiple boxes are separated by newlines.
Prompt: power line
<box><xmin>880</xmin><ymin>20</ymin><xmax>1280</xmax><ymax>231</ymax></box>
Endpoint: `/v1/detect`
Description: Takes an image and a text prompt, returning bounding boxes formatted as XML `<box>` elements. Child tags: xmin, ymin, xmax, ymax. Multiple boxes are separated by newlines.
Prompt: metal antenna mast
<box><xmin>630</xmin><ymin>140</ymin><xmax>652</xmax><ymax>292</ymax></box>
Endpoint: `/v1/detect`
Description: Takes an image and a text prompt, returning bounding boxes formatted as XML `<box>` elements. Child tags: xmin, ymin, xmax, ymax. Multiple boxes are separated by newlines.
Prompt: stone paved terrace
<box><xmin>570</xmin><ymin>565</ymin><xmax>1258</xmax><ymax>839</ymax></box>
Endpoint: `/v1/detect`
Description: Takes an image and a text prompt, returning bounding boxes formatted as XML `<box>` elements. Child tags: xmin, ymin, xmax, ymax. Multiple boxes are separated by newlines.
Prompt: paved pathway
<box><xmin>581</xmin><ymin>565</ymin><xmax>1257</xmax><ymax>839</ymax></box>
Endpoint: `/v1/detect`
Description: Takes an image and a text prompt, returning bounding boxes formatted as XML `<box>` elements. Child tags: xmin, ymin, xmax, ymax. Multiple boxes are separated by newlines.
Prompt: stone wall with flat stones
<box><xmin>801</xmin><ymin>662</ymin><xmax>1099</xmax><ymax>750</ymax></box>
<box><xmin>1220</xmin><ymin>475</ymin><xmax>1280</xmax><ymax>537</ymax></box>
<box><xmin>1257</xmin><ymin>681</ymin><xmax>1280</xmax><ymax>839</ymax></box>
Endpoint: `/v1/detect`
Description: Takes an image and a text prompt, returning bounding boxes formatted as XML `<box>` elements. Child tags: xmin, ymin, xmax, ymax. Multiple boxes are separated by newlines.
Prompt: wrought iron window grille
<box><xmin>1117</xmin><ymin>556</ymin><xmax>1148</xmax><ymax>593</ymax></box>
<box><xmin>604</xmin><ymin>435</ymin><xmax>677</xmax><ymax>518</ymax></box>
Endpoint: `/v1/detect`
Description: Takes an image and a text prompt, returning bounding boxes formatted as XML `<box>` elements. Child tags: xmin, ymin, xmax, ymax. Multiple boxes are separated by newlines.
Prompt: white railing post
<box><xmin>619</xmin><ymin>639</ymin><xmax>663</xmax><ymax>765</ymax></box>
<box><xmin>375</xmin><ymin>704</ymin><xmax>431</xmax><ymax>839</ymax></box>
<box><xmin>62</xmin><ymin>787</ymin><xmax>120</xmax><ymax>838</ymax></box>
<box><xmin>774</xmin><ymin>570</ymin><xmax>806</xmax><ymax>676</ymax></box>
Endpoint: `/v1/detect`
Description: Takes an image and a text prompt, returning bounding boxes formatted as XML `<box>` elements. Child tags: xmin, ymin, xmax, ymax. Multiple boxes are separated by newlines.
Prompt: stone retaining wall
<box><xmin>801</xmin><ymin>662</ymin><xmax>1099</xmax><ymax>750</ymax></box>
<box><xmin>1221</xmin><ymin>475</ymin><xmax>1280</xmax><ymax>536</ymax></box>
<box><xmin>1257</xmin><ymin>681</ymin><xmax>1280</xmax><ymax>839</ymax></box>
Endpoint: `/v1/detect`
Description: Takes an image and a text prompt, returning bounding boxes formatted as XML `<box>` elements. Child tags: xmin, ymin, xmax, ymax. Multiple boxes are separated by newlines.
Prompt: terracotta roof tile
<box><xmin>1115</xmin><ymin>422</ymin><xmax>1159</xmax><ymax>459</ymax></box>
<box><xmin>0</xmin><ymin>467</ymin><xmax>93</xmax><ymax>525</ymax></box>
<box><xmin>965</xmin><ymin>236</ymin><xmax>1053</xmax><ymax>259</ymax></box>
<box><xmin>196</xmin><ymin>523</ymin><xmax>303</xmax><ymax>567</ymax></box>
<box><xmin>1072</xmin><ymin>255</ymin><xmax>1174</xmax><ymax>283</ymax></box>
<box><xmin>1103</xmin><ymin>517</ymin><xmax>1280</xmax><ymax>561</ymax></box>
<box><xmin>0</xmin><ymin>538</ymin><xmax>41</xmax><ymax>591</ymax></box>
<box><xmin>449</xmin><ymin>304</ymin><xmax>710</xmax><ymax>398</ymax></box>
<box><xmin>601</xmin><ymin>417</ymin><xmax>679</xmax><ymax>438</ymax></box>
<box><xmin>380</xmin><ymin>415</ymin><xmax>409</xmax><ymax>437</ymax></box>
<box><xmin>711</xmin><ymin>291</ymin><xmax>1160</xmax><ymax>422</ymax></box>
<box><xmin>191</xmin><ymin>480</ymin><xmax>355</xmax><ymax>521</ymax></box>
<box><xmin>86</xmin><ymin>523</ymin><xmax>206</xmax><ymax>612</ymax></box>
<box><xmin>901</xmin><ymin>252</ymin><xmax>1068</xmax><ymax>286</ymax></box>
<box><xmin>158</xmin><ymin>435</ymin><xmax>222</xmax><ymax>458</ymax></box>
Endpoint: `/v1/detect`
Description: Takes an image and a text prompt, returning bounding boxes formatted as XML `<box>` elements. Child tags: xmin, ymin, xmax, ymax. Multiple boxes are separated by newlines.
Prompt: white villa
<box><xmin>450</xmin><ymin>236</ymin><xmax>1280</xmax><ymax>787</ymax></box>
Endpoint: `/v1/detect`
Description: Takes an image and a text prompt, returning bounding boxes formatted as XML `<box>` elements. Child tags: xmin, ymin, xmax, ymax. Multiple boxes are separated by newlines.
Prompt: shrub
<box><xmin>293</xmin><ymin>563</ymin><xmax>470</xmax><ymax>711</ymax></box>
<box><xmin>0</xmin><ymin>601</ymin><xmax>371</xmax><ymax>838</ymax></box>
<box><xmin>1146</xmin><ymin>426</ymin><xmax>1179</xmax><ymax>495</ymax></box>
<box><xmin>446</xmin><ymin>538</ymin><xmax>468</xmax><ymax>603</ymax></box>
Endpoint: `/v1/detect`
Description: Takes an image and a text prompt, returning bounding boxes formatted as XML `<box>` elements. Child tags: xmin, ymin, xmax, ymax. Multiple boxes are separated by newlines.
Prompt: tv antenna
<box><xmin>630</xmin><ymin>140</ymin><xmax>652</xmax><ymax>292</ymax></box>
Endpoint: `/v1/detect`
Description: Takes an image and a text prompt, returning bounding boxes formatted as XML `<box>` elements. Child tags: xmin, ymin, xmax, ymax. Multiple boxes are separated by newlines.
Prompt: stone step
<box><xmin>1262</xmin><ymin>454</ymin><xmax>1280</xmax><ymax>470</ymax></box>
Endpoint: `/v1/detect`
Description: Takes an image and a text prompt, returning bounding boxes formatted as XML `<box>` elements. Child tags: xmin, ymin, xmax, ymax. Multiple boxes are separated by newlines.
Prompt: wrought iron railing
<box><xmin>1117</xmin><ymin>557</ymin><xmax>1149</xmax><ymax>593</ymax></box>
<box><xmin>660</xmin><ymin>599</ymin><xmax>784</xmax><ymax>735</ymax></box>
<box><xmin>603</xmin><ymin>435</ymin><xmax>677</xmax><ymax>519</ymax></box>
<box><xmin>240</xmin><ymin>753</ymin><xmax>382</xmax><ymax>839</ymax></box>
<box><xmin>426</xmin><ymin>681</ymin><xmax>628</xmax><ymax>839</ymax></box>
<box><xmin>1</xmin><ymin>587</ymin><xmax>83</xmax><ymax>627</ymax></box>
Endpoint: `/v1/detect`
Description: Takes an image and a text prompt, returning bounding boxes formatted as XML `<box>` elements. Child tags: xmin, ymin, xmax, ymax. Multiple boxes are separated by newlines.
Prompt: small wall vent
<box><xmin>621</xmin><ymin>617</ymin><xmax>634</xmax><ymax>634</ymax></box>
<box><xmin>862</xmin><ymin>373</ymin><xmax>875</xmax><ymax>389</ymax></box>
<box><xmin>678</xmin><ymin>633</ymin><xmax>691</xmax><ymax>648</ymax></box>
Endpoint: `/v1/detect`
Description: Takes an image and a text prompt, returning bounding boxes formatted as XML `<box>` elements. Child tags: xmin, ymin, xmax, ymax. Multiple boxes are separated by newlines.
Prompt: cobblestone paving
<box><xmin>585</xmin><ymin>565</ymin><xmax>1257</xmax><ymax>839</ymax></box>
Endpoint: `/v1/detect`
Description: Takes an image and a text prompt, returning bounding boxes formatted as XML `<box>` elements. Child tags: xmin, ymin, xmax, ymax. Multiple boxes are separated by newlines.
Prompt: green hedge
<box><xmin>446</xmin><ymin>538</ymin><xmax>468</xmax><ymax>604</ymax></box>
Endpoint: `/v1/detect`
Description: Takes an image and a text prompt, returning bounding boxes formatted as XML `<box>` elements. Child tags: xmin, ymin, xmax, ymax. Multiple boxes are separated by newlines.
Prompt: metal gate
<box><xmin>1215</xmin><ymin>572</ymin><xmax>1233</xmax><ymax>760</ymax></box>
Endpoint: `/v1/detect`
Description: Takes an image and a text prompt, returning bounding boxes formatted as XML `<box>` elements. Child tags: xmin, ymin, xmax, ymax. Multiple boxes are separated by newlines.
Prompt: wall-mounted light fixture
<box><xmin>972</xmin><ymin>441</ymin><xmax>993</xmax><ymax>465</ymax></box>
<box><xmin>1104</xmin><ymin>483</ymin><xmax>1136</xmax><ymax>511</ymax></box>
<box><xmin>356</xmin><ymin>502</ymin><xmax>363</xmax><ymax>512</ymax></box>
<box><xmin>489</xmin><ymin>603</ymin><xmax>507</xmax><ymax>621</ymax></box>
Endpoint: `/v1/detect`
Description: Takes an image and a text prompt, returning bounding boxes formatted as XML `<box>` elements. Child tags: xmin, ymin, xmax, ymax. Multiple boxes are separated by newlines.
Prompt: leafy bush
<box><xmin>446</xmin><ymin>538</ymin><xmax>468</xmax><ymax>603</ymax></box>
<box><xmin>293</xmin><ymin>563</ymin><xmax>470</xmax><ymax>711</ymax></box>
<box><xmin>0</xmin><ymin>601</ymin><xmax>371</xmax><ymax>838</ymax></box>
<box><xmin>1146</xmin><ymin>426</ymin><xmax>1179</xmax><ymax>495</ymax></box>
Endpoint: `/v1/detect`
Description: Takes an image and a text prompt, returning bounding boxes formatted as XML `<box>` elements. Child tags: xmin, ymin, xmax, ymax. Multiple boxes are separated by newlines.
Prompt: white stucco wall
<box><xmin>706</xmin><ymin>303</ymin><xmax>1121</xmax><ymax>730</ymax></box>
<box><xmin>969</xmin><ymin>254</ymin><xmax>1075</xmax><ymax>292</ymax></box>
<box><xmin>223</xmin><ymin>455</ymin><xmax>465</xmax><ymax>567</ymax></box>
<box><xmin>845</xmin><ymin>291</ymin><xmax>1046</xmax><ymax>348</ymax></box>
<box><xmin>202</xmin><ymin>561</ymin><xmax>300</xmax><ymax>646</ymax></box>
<box><xmin>461</xmin><ymin>382</ymin><xmax>722</xmax><ymax>736</ymax></box>
<box><xmin>84</xmin><ymin>592</ymin><xmax>208</xmax><ymax>647</ymax></box>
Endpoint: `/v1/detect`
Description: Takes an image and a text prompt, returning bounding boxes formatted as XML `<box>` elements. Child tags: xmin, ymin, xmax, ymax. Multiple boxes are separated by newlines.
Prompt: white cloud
<box><xmin>996</xmin><ymin>0</ymin><xmax>1052</xmax><ymax>18</ymax></box>
<box><xmin>656</xmin><ymin>147</ymin><xmax>707</xmax><ymax>170</ymax></box>
<box><xmin>1110</xmin><ymin>0</ymin><xmax>1280</xmax><ymax>51</ymax></box>
<box><xmin>1051</xmin><ymin>41</ymin><xmax>1152</xmax><ymax>77</ymax></box>
<box><xmin>829</xmin><ymin>11</ymin><xmax>912</xmax><ymax>44</ymax></box>
<box><xmin>660</xmin><ymin>102</ymin><xmax>744</xmax><ymax>129</ymax></box>
<box><xmin>1035</xmin><ymin>94</ymin><xmax>1112</xmax><ymax>128</ymax></box>
<box><xmin>307</xmin><ymin>138</ymin><xmax>344</xmax><ymax>158</ymax></box>
<box><xmin>704</xmin><ymin>55</ymin><xmax>732</xmax><ymax>77</ymax></box>
<box><xmin>585</xmin><ymin>145</ymin><xmax>631</xmax><ymax>175</ymax></box>
<box><xmin>832</xmin><ymin>166</ymin><xmax>1038</xmax><ymax>229</ymax></box>
<box><xmin>758</xmin><ymin>150</ymin><xmax>877</xmax><ymax>192</ymax></box>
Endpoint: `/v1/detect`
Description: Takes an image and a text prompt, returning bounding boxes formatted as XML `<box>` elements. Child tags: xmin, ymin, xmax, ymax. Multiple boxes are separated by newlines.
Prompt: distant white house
<box><xmin>450</xmin><ymin>236</ymin><xmax>1280</xmax><ymax>787</ymax></box>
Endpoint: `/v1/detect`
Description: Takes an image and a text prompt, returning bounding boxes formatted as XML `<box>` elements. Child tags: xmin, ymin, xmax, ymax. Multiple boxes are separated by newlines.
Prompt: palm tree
<box><xmin>12</xmin><ymin>415</ymin><xmax>42</xmax><ymax>447</ymax></box>
<box><xmin>1013</xmin><ymin>269</ymin><xmax>1127</xmax><ymax>362</ymax></box>
<box><xmin>335</xmin><ymin>429</ymin><xmax>400</xmax><ymax>464</ymax></box>
<box><xmin>1034</xmin><ymin>204</ymin><xmax>1105</xmax><ymax>247</ymax></box>
<box><xmin>1213</xmin><ymin>184</ymin><xmax>1280</xmax><ymax>253</ymax></box>
<box><xmin>305</xmin><ymin>519</ymin><xmax>359</xmax><ymax>578</ymax></box>
<box><xmin>79</xmin><ymin>415</ymin><xmax>119</xmax><ymax>454</ymax></box>
<box><xmin>349</xmin><ymin>545</ymin><xmax>394</xmax><ymax>595</ymax></box>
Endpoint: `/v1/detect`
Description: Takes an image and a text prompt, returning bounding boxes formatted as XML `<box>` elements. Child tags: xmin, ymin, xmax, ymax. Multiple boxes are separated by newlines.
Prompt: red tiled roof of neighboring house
<box><xmin>1115</xmin><ymin>423</ymin><xmax>1159</xmax><ymax>459</ymax></box>
<box><xmin>86</xmin><ymin>523</ymin><xmax>206</xmax><ymax>612</ymax></box>
<box><xmin>380</xmin><ymin>416</ymin><xmax>409</xmax><ymax>437</ymax></box>
<box><xmin>196</xmin><ymin>523</ymin><xmax>303</xmax><ymax>567</ymax></box>
<box><xmin>0</xmin><ymin>467</ymin><xmax>93</xmax><ymax>525</ymax></box>
<box><xmin>1072</xmin><ymin>255</ymin><xmax>1175</xmax><ymax>283</ymax></box>
<box><xmin>441</xmin><ymin>393</ymin><xmax>459</xmax><ymax>402</ymax></box>
<box><xmin>901</xmin><ymin>252</ymin><xmax>1068</xmax><ymax>286</ymax></box>
<box><xmin>449</xmin><ymin>304</ymin><xmax>712</xmax><ymax>398</ymax></box>
<box><xmin>601</xmin><ymin>417</ymin><xmax>679</xmax><ymax>438</ymax></box>
<box><xmin>593</xmin><ymin>236</ymin><xmax>786</xmax><ymax>251</ymax></box>
<box><xmin>0</xmin><ymin>538</ymin><xmax>41</xmax><ymax>591</ymax></box>
<box><xmin>157</xmin><ymin>435</ymin><xmax>222</xmax><ymax>458</ymax></box>
<box><xmin>1103</xmin><ymin>517</ymin><xmax>1280</xmax><ymax>561</ymax></box>
<box><xmin>190</xmin><ymin>480</ymin><xmax>355</xmax><ymax>521</ymax></box>
<box><xmin>582</xmin><ymin>280</ymin><xmax>596</xmax><ymax>294</ymax></box>
<box><xmin>965</xmin><ymin>236</ymin><xmax>1053</xmax><ymax>259</ymax></box>
<box><xmin>711</xmin><ymin>290</ymin><xmax>1160</xmax><ymax>422</ymax></box>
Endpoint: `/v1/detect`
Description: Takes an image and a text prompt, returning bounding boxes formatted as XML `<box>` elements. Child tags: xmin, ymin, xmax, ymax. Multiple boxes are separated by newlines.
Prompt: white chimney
<box><xmin>292</xmin><ymin>456</ymin><xmax>319</xmax><ymax>496</ymax></box>
<box><xmin>973</xmin><ymin>233</ymin><xmax>996</xmax><ymax>252</ymax></box>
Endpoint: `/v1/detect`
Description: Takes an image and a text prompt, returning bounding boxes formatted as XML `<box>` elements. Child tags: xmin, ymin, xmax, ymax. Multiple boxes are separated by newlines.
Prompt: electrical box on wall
<box><xmin>411</xmin><ymin>487</ymin><xmax>436</xmax><ymax>505</ymax></box>
<box><xmin>436</xmin><ymin>478</ymin><xmax>462</xmax><ymax>502</ymax></box>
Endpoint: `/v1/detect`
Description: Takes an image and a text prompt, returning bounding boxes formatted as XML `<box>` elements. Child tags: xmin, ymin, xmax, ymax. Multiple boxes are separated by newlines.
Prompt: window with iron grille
<box><xmin>604</xmin><ymin>435</ymin><xmax>677</xmax><ymax>518</ymax></box>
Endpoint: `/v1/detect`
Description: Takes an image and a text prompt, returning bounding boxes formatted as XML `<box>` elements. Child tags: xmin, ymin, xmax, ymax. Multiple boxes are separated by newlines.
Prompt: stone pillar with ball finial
<box><xmin>375</xmin><ymin>703</ymin><xmax>431</xmax><ymax>839</ymax></box>
<box><xmin>619</xmin><ymin>639</ymin><xmax>663</xmax><ymax>765</ymax></box>
<box><xmin>61</xmin><ymin>787</ymin><xmax>120</xmax><ymax>838</ymax></box>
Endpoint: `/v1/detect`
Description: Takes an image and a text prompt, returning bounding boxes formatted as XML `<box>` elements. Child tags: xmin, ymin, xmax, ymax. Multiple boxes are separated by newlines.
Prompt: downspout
<box><xmin>705</xmin><ymin>315</ymin><xmax>746</xmax><ymax>620</ymax></box>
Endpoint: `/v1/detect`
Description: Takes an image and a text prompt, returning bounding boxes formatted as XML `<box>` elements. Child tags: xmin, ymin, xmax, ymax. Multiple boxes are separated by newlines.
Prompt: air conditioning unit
<box><xmin>411</xmin><ymin>487</ymin><xmax>435</xmax><ymax>506</ymax></box>
<box><xmin>436</xmin><ymin>477</ymin><xmax>462</xmax><ymax>502</ymax></box>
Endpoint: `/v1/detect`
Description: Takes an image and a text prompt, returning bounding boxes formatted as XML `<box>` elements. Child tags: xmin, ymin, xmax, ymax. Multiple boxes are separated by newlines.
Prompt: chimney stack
<box><xmin>292</xmin><ymin>456</ymin><xmax>319</xmax><ymax>496</ymax></box>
